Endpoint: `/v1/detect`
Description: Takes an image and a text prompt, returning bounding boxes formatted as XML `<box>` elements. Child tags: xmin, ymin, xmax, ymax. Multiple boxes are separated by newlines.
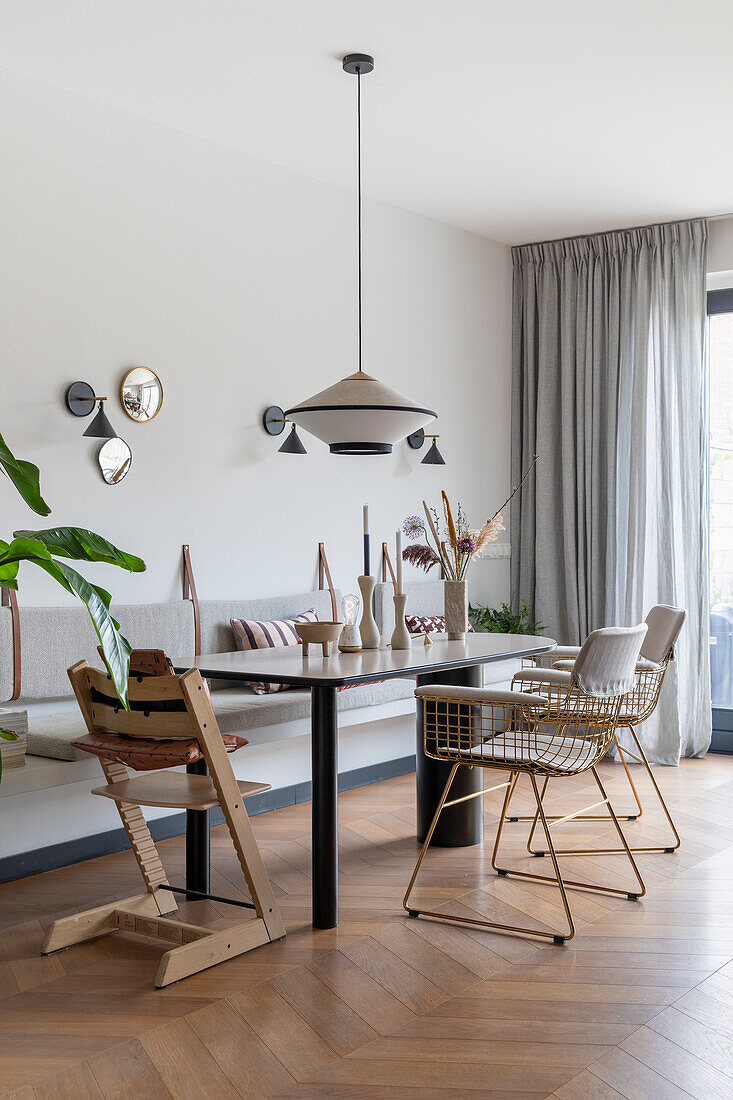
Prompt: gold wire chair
<box><xmin>508</xmin><ymin>605</ymin><xmax>686</xmax><ymax>856</ymax></box>
<box><xmin>403</xmin><ymin>625</ymin><xmax>648</xmax><ymax>945</ymax></box>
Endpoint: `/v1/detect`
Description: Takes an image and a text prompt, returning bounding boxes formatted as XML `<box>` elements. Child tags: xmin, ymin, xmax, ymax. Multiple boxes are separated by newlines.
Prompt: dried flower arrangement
<box><xmin>402</xmin><ymin>456</ymin><xmax>538</xmax><ymax>582</ymax></box>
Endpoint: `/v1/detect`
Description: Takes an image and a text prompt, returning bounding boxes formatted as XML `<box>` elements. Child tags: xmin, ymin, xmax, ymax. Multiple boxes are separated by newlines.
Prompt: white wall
<box><xmin>0</xmin><ymin>66</ymin><xmax>512</xmax><ymax>614</ymax></box>
<box><xmin>708</xmin><ymin>217</ymin><xmax>733</xmax><ymax>285</ymax></box>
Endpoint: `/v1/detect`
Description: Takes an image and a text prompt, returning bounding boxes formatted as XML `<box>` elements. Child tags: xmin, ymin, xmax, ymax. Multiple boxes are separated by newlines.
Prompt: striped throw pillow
<box><xmin>230</xmin><ymin>609</ymin><xmax>318</xmax><ymax>694</ymax></box>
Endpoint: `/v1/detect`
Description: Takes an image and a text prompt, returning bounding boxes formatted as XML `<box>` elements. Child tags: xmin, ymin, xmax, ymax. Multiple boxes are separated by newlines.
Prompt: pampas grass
<box><xmin>402</xmin><ymin>543</ymin><xmax>441</xmax><ymax>573</ymax></box>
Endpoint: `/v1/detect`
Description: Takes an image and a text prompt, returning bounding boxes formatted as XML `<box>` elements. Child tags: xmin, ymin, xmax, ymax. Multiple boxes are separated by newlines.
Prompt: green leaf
<box><xmin>0</xmin><ymin>729</ymin><xmax>18</xmax><ymax>741</ymax></box>
<box><xmin>0</xmin><ymin>430</ymin><xmax>51</xmax><ymax>516</ymax></box>
<box><xmin>24</xmin><ymin>557</ymin><xmax>131</xmax><ymax>707</ymax></box>
<box><xmin>14</xmin><ymin>528</ymin><xmax>145</xmax><ymax>573</ymax></box>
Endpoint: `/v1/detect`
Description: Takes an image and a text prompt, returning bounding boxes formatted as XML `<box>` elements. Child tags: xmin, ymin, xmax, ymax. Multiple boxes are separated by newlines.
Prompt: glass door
<box><xmin>708</xmin><ymin>288</ymin><xmax>733</xmax><ymax>752</ymax></box>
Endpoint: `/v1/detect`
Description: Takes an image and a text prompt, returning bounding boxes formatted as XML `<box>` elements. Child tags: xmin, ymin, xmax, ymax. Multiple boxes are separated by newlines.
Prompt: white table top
<box><xmin>174</xmin><ymin>633</ymin><xmax>557</xmax><ymax>688</ymax></box>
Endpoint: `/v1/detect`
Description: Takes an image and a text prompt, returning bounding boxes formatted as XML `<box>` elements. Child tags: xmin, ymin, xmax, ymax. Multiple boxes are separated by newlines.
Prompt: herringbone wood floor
<box><xmin>2</xmin><ymin>755</ymin><xmax>733</xmax><ymax>1099</ymax></box>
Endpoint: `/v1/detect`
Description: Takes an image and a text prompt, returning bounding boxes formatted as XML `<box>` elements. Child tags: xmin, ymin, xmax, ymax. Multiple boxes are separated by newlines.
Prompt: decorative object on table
<box><xmin>98</xmin><ymin>437</ymin><xmax>132</xmax><ymax>485</ymax></box>
<box><xmin>444</xmin><ymin>578</ymin><xmax>469</xmax><ymax>640</ymax></box>
<box><xmin>390</xmin><ymin>528</ymin><xmax>411</xmax><ymax>649</ymax></box>
<box><xmin>400</xmin><ymin>460</ymin><xmax>539</xmax><ymax>640</ymax></box>
<box><xmin>0</xmin><ymin>707</ymin><xmax>27</xmax><ymax>773</ymax></box>
<box><xmin>362</xmin><ymin>504</ymin><xmax>371</xmax><ymax>576</ymax></box>
<box><xmin>407</xmin><ymin>430</ymin><xmax>446</xmax><ymax>465</ymax></box>
<box><xmin>339</xmin><ymin>593</ymin><xmax>362</xmax><ymax>651</ymax></box>
<box><xmin>120</xmin><ymin>367</ymin><xmax>163</xmax><ymax>422</ymax></box>
<box><xmin>469</xmin><ymin>598</ymin><xmax>544</xmax><ymax>635</ymax></box>
<box><xmin>295</xmin><ymin>620</ymin><xmax>344</xmax><ymax>657</ymax></box>
<box><xmin>262</xmin><ymin>406</ymin><xmax>307</xmax><ymax>454</ymax></box>
<box><xmin>65</xmin><ymin>382</ymin><xmax>118</xmax><ymax>439</ymax></box>
<box><xmin>230</xmin><ymin>609</ymin><xmax>318</xmax><ymax>693</ymax></box>
<box><xmin>0</xmin><ymin>429</ymin><xmax>145</xmax><ymax>712</ymax></box>
<box><xmin>317</xmin><ymin>542</ymin><xmax>339</xmax><ymax>621</ymax></box>
<box><xmin>357</xmin><ymin>574</ymin><xmax>380</xmax><ymax>649</ymax></box>
<box><xmin>270</xmin><ymin>55</ymin><xmax>436</xmax><ymax>456</ymax></box>
<box><xmin>406</xmin><ymin>613</ymin><xmax>475</xmax><ymax>635</ymax></box>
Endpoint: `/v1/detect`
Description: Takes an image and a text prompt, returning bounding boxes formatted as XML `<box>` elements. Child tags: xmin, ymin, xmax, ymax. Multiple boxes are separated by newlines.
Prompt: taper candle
<box><xmin>363</xmin><ymin>503</ymin><xmax>370</xmax><ymax>576</ymax></box>
<box><xmin>395</xmin><ymin>529</ymin><xmax>403</xmax><ymax>595</ymax></box>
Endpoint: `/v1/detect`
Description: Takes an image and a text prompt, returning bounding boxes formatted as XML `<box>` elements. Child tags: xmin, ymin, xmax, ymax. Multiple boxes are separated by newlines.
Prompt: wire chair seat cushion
<box><xmin>449</xmin><ymin>731</ymin><xmax>595</xmax><ymax>773</ymax></box>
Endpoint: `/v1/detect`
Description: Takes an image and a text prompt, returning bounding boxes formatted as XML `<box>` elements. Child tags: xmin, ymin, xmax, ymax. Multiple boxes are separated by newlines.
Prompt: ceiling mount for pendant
<box><xmin>342</xmin><ymin>53</ymin><xmax>374</xmax><ymax>75</ymax></box>
<box><xmin>278</xmin><ymin>52</ymin><xmax>437</xmax><ymax>456</ymax></box>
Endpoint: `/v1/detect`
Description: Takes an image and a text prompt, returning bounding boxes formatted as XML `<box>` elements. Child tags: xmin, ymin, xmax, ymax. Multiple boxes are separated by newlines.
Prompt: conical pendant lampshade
<box><xmin>286</xmin><ymin>372</ymin><xmax>435</xmax><ymax>455</ymax></box>
<box><xmin>285</xmin><ymin>54</ymin><xmax>436</xmax><ymax>456</ymax></box>
<box><xmin>83</xmin><ymin>401</ymin><xmax>117</xmax><ymax>439</ymax></box>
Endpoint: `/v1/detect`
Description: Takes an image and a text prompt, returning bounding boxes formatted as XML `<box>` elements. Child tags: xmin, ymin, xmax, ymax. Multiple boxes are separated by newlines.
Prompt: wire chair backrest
<box><xmin>571</xmin><ymin>624</ymin><xmax>648</xmax><ymax>698</ymax></box>
<box><xmin>641</xmin><ymin>605</ymin><xmax>686</xmax><ymax>665</ymax></box>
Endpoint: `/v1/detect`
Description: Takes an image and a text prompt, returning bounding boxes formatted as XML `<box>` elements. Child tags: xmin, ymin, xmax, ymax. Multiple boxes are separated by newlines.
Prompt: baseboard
<box><xmin>0</xmin><ymin>754</ymin><xmax>416</xmax><ymax>884</ymax></box>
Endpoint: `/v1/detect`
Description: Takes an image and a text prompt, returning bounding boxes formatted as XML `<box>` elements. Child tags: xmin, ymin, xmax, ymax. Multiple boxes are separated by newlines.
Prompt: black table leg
<box><xmin>311</xmin><ymin>684</ymin><xmax>338</xmax><ymax>928</ymax></box>
<box><xmin>185</xmin><ymin>759</ymin><xmax>211</xmax><ymax>894</ymax></box>
<box><xmin>416</xmin><ymin>663</ymin><xmax>483</xmax><ymax>846</ymax></box>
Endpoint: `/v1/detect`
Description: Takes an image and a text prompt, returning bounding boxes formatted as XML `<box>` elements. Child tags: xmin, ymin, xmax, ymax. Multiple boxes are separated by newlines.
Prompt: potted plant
<box><xmin>0</xmin><ymin>431</ymin><xmax>144</xmax><ymax>775</ymax></box>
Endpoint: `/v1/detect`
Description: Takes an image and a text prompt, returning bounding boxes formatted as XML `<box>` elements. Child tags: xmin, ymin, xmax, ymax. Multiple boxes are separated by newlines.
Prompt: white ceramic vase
<box><xmin>357</xmin><ymin>575</ymin><xmax>380</xmax><ymax>649</ymax></box>
<box><xmin>390</xmin><ymin>593</ymin><xmax>411</xmax><ymax>650</ymax></box>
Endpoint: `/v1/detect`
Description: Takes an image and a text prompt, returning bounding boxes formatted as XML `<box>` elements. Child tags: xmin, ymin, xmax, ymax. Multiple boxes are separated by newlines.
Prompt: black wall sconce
<box><xmin>65</xmin><ymin>382</ymin><xmax>118</xmax><ymax>439</ymax></box>
<box><xmin>263</xmin><ymin>405</ymin><xmax>307</xmax><ymax>454</ymax></box>
<box><xmin>407</xmin><ymin>429</ymin><xmax>446</xmax><ymax>465</ymax></box>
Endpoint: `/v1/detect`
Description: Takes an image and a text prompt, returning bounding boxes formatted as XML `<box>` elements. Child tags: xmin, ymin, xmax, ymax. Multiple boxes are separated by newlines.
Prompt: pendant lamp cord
<box><xmin>357</xmin><ymin>67</ymin><xmax>362</xmax><ymax>374</ymax></box>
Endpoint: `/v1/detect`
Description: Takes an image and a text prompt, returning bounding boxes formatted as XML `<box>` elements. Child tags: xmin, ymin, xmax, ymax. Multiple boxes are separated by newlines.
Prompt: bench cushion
<box><xmin>2</xmin><ymin>601</ymin><xmax>196</xmax><ymax>702</ymax></box>
<box><xmin>26</xmin><ymin>678</ymin><xmax>417</xmax><ymax>759</ymax></box>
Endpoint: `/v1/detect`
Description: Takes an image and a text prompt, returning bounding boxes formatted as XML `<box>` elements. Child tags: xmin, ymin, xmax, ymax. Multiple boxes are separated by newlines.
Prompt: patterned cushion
<box><xmin>71</xmin><ymin>730</ymin><xmax>248</xmax><ymax>771</ymax></box>
<box><xmin>230</xmin><ymin>609</ymin><xmax>318</xmax><ymax>694</ymax></box>
<box><xmin>406</xmin><ymin>614</ymin><xmax>475</xmax><ymax>635</ymax></box>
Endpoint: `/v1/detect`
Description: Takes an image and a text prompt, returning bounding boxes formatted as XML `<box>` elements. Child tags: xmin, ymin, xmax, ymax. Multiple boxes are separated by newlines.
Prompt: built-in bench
<box><xmin>0</xmin><ymin>579</ymin><xmax>517</xmax><ymax>878</ymax></box>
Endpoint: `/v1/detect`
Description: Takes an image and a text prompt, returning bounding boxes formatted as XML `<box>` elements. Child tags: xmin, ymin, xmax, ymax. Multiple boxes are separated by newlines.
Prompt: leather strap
<box><xmin>1</xmin><ymin>587</ymin><xmax>21</xmax><ymax>701</ymax></box>
<box><xmin>381</xmin><ymin>542</ymin><xmax>397</xmax><ymax>588</ymax></box>
<box><xmin>182</xmin><ymin>545</ymin><xmax>201</xmax><ymax>656</ymax></box>
<box><xmin>318</xmin><ymin>543</ymin><xmax>339</xmax><ymax>621</ymax></box>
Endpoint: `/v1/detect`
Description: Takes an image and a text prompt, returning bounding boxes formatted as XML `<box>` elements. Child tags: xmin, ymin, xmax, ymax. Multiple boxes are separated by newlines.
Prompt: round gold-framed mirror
<box><xmin>120</xmin><ymin>367</ymin><xmax>163</xmax><ymax>422</ymax></box>
<box><xmin>98</xmin><ymin>438</ymin><xmax>132</xmax><ymax>485</ymax></box>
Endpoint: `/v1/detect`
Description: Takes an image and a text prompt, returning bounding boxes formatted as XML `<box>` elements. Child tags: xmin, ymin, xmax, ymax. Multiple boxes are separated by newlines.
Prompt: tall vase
<box><xmin>391</xmin><ymin>593</ymin><xmax>411</xmax><ymax>650</ymax></box>
<box><xmin>444</xmin><ymin>579</ymin><xmax>468</xmax><ymax>641</ymax></box>
<box><xmin>358</xmin><ymin>575</ymin><xmax>380</xmax><ymax>649</ymax></box>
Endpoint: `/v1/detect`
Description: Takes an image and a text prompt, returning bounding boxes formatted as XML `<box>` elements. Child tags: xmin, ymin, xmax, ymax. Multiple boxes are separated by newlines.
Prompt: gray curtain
<box><xmin>511</xmin><ymin>219</ymin><xmax>710</xmax><ymax>762</ymax></box>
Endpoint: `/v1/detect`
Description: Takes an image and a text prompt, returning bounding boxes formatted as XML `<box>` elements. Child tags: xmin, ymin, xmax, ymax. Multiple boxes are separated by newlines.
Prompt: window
<box><xmin>708</xmin><ymin>288</ymin><xmax>733</xmax><ymax>751</ymax></box>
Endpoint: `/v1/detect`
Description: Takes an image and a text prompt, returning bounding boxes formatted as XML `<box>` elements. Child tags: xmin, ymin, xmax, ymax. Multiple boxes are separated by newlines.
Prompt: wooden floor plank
<box><xmin>139</xmin><ymin>1018</ymin><xmax>240</xmax><ymax>1099</ymax></box>
<box><xmin>229</xmin><ymin>982</ymin><xmax>339</xmax><ymax>1079</ymax></box>
<box><xmin>87</xmin><ymin>1039</ymin><xmax>173</xmax><ymax>1100</ymax></box>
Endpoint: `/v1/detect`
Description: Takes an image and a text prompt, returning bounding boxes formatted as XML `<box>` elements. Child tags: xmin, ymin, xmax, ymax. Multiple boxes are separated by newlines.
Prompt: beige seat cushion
<box><xmin>27</xmin><ymin>679</ymin><xmax>417</xmax><ymax>760</ymax></box>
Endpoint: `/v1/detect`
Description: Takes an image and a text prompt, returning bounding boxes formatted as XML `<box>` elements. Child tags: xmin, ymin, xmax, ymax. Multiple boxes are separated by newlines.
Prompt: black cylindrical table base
<box><xmin>416</xmin><ymin>663</ymin><xmax>483</xmax><ymax>846</ymax></box>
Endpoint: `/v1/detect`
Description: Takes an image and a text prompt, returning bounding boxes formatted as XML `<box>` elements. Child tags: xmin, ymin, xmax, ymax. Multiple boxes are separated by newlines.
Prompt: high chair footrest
<box><xmin>91</xmin><ymin>772</ymin><xmax>271</xmax><ymax>810</ymax></box>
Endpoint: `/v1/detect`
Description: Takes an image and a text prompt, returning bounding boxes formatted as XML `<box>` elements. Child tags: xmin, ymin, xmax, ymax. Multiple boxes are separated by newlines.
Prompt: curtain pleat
<box><xmin>511</xmin><ymin>219</ymin><xmax>710</xmax><ymax>762</ymax></box>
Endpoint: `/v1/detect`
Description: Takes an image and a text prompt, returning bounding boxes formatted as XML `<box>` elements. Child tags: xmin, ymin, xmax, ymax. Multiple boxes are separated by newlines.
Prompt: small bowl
<box><xmin>295</xmin><ymin>621</ymin><xmax>344</xmax><ymax>657</ymax></box>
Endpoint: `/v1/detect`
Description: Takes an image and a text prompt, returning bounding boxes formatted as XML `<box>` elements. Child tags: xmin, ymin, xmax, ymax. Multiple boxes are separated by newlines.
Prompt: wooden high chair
<box><xmin>42</xmin><ymin>656</ymin><xmax>284</xmax><ymax>988</ymax></box>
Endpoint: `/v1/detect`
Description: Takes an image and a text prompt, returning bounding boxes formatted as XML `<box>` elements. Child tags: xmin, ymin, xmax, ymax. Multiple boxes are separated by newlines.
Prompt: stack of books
<box><xmin>0</xmin><ymin>708</ymin><xmax>28</xmax><ymax>771</ymax></box>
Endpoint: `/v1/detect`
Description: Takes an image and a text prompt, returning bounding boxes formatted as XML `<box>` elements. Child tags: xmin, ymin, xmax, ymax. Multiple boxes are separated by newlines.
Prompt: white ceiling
<box><xmin>0</xmin><ymin>0</ymin><xmax>731</xmax><ymax>244</ymax></box>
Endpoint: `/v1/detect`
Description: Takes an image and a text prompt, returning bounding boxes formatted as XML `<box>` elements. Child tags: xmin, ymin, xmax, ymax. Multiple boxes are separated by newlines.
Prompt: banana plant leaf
<box><xmin>28</xmin><ymin>556</ymin><xmax>132</xmax><ymax>706</ymax></box>
<box><xmin>14</xmin><ymin>528</ymin><xmax>145</xmax><ymax>573</ymax></box>
<box><xmin>0</xmin><ymin>431</ymin><xmax>51</xmax><ymax>517</ymax></box>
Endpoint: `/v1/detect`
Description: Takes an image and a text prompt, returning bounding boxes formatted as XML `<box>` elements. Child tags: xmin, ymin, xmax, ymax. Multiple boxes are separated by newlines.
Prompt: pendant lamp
<box><xmin>285</xmin><ymin>54</ymin><xmax>436</xmax><ymax>455</ymax></box>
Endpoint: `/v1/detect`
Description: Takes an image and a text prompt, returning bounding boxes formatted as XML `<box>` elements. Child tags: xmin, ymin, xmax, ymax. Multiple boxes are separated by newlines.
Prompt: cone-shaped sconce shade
<box><xmin>83</xmin><ymin>401</ymin><xmax>117</xmax><ymax>439</ymax></box>
<box><xmin>285</xmin><ymin>372</ymin><xmax>436</xmax><ymax>456</ymax></box>
<box><xmin>422</xmin><ymin>437</ymin><xmax>445</xmax><ymax>465</ymax></box>
<box><xmin>279</xmin><ymin>423</ymin><xmax>307</xmax><ymax>454</ymax></box>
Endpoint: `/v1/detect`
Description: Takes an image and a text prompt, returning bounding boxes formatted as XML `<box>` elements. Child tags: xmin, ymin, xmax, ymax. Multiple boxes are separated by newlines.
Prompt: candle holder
<box><xmin>390</xmin><ymin>593</ymin><xmax>411</xmax><ymax>650</ymax></box>
<box><xmin>357</xmin><ymin>575</ymin><xmax>380</xmax><ymax>649</ymax></box>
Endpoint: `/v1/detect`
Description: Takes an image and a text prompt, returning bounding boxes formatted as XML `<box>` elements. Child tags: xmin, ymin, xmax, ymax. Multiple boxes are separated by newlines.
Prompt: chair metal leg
<box><xmin>527</xmin><ymin>725</ymin><xmax>680</xmax><ymax>857</ymax></box>
<box><xmin>405</xmin><ymin>768</ymin><xmax>574</xmax><ymax>945</ymax></box>
<box><xmin>505</xmin><ymin>733</ymin><xmax>643</xmax><ymax>824</ymax></box>
<box><xmin>497</xmin><ymin>769</ymin><xmax>646</xmax><ymax>901</ymax></box>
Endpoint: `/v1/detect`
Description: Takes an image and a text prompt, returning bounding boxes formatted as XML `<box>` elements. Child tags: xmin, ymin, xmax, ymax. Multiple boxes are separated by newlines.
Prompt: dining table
<box><xmin>174</xmin><ymin>631</ymin><xmax>556</xmax><ymax>928</ymax></box>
